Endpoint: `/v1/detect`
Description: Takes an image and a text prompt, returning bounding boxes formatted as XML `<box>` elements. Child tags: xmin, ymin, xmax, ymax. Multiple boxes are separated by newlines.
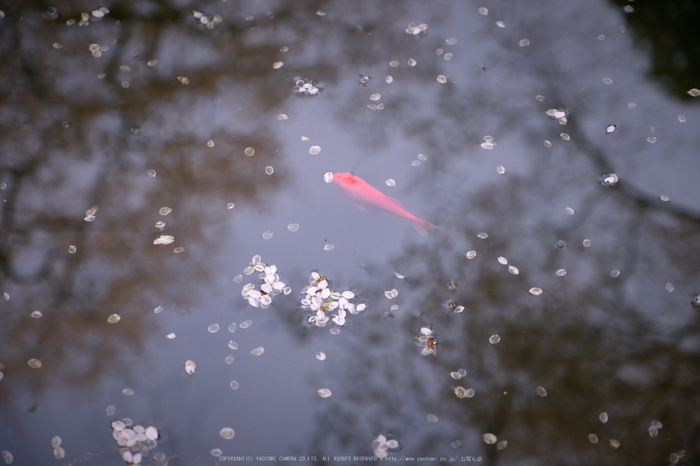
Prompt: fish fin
<box><xmin>411</xmin><ymin>218</ymin><xmax>443</xmax><ymax>236</ymax></box>
<box><xmin>385</xmin><ymin>196</ymin><xmax>407</xmax><ymax>209</ymax></box>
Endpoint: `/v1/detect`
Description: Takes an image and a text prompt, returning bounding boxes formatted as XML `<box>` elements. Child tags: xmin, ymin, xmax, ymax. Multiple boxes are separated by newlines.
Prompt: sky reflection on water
<box><xmin>1</xmin><ymin>0</ymin><xmax>699</xmax><ymax>465</ymax></box>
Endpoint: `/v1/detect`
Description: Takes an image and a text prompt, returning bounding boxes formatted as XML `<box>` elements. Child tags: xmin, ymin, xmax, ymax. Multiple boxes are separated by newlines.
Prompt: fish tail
<box><xmin>411</xmin><ymin>218</ymin><xmax>443</xmax><ymax>236</ymax></box>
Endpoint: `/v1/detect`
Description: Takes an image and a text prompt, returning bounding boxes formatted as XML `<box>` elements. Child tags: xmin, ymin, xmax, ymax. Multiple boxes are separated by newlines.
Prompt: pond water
<box><xmin>1</xmin><ymin>1</ymin><xmax>699</xmax><ymax>465</ymax></box>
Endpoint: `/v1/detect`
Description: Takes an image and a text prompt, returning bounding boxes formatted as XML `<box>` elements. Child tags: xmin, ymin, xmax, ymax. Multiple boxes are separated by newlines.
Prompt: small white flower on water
<box><xmin>301</xmin><ymin>272</ymin><xmax>365</xmax><ymax>327</ymax></box>
<box><xmin>372</xmin><ymin>434</ymin><xmax>400</xmax><ymax>458</ymax></box>
<box><xmin>384</xmin><ymin>289</ymin><xmax>398</xmax><ymax>299</ymax></box>
<box><xmin>240</xmin><ymin>255</ymin><xmax>287</xmax><ymax>308</ymax></box>
<box><xmin>405</xmin><ymin>22</ymin><xmax>428</xmax><ymax>35</ymax></box>
<box><xmin>416</xmin><ymin>327</ymin><xmax>437</xmax><ymax>355</ymax></box>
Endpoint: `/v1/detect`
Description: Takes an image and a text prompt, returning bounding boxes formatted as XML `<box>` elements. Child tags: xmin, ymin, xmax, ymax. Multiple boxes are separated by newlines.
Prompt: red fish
<box><xmin>332</xmin><ymin>172</ymin><xmax>441</xmax><ymax>235</ymax></box>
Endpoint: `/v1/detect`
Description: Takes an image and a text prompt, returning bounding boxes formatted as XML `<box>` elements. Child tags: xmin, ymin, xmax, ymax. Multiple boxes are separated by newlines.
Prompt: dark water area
<box><xmin>1</xmin><ymin>1</ymin><xmax>699</xmax><ymax>465</ymax></box>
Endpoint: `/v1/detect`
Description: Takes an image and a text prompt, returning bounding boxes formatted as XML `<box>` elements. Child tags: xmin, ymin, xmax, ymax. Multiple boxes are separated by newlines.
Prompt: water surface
<box><xmin>1</xmin><ymin>1</ymin><xmax>699</xmax><ymax>465</ymax></box>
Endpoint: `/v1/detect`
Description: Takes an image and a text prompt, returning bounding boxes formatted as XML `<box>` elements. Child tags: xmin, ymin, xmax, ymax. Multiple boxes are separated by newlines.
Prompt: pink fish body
<box><xmin>332</xmin><ymin>172</ymin><xmax>440</xmax><ymax>234</ymax></box>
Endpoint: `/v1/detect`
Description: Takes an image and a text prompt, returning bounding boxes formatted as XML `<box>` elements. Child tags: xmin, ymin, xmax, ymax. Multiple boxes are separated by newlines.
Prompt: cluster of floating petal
<box><xmin>454</xmin><ymin>386</ymin><xmax>476</xmax><ymax>399</ymax></box>
<box><xmin>410</xmin><ymin>153</ymin><xmax>428</xmax><ymax>166</ymax></box>
<box><xmin>84</xmin><ymin>205</ymin><xmax>99</xmax><ymax>221</ymax></box>
<box><xmin>442</xmin><ymin>297</ymin><xmax>464</xmax><ymax>313</ymax></box>
<box><xmin>480</xmin><ymin>135</ymin><xmax>496</xmax><ymax>150</ymax></box>
<box><xmin>88</xmin><ymin>43</ymin><xmax>108</xmax><ymax>57</ymax></box>
<box><xmin>301</xmin><ymin>272</ymin><xmax>366</xmax><ymax>327</ymax></box>
<box><xmin>648</xmin><ymin>420</ymin><xmax>663</xmax><ymax>437</ymax></box>
<box><xmin>191</xmin><ymin>10</ymin><xmax>222</xmax><ymax>29</ymax></box>
<box><xmin>51</xmin><ymin>436</ymin><xmax>65</xmax><ymax>459</ymax></box>
<box><xmin>405</xmin><ymin>22</ymin><xmax>428</xmax><ymax>35</ymax></box>
<box><xmin>416</xmin><ymin>327</ymin><xmax>437</xmax><ymax>355</ymax></box>
<box><xmin>496</xmin><ymin>256</ymin><xmax>519</xmax><ymax>275</ymax></box>
<box><xmin>292</xmin><ymin>78</ymin><xmax>321</xmax><ymax>96</ymax></box>
<box><xmin>546</xmin><ymin>108</ymin><xmax>568</xmax><ymax>125</ymax></box>
<box><xmin>482</xmin><ymin>433</ymin><xmax>508</xmax><ymax>450</ymax></box>
<box><xmin>669</xmin><ymin>450</ymin><xmax>686</xmax><ymax>464</ymax></box>
<box><xmin>111</xmin><ymin>420</ymin><xmax>159</xmax><ymax>465</ymax></box>
<box><xmin>372</xmin><ymin>434</ymin><xmax>400</xmax><ymax>459</ymax></box>
<box><xmin>240</xmin><ymin>256</ymin><xmax>291</xmax><ymax>308</ymax></box>
<box><xmin>67</xmin><ymin>7</ymin><xmax>109</xmax><ymax>26</ymax></box>
<box><xmin>601</xmin><ymin>172</ymin><xmax>619</xmax><ymax>186</ymax></box>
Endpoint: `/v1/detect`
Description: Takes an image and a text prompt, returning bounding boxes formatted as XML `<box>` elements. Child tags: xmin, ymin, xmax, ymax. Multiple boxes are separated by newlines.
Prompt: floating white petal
<box><xmin>153</xmin><ymin>235</ymin><xmax>174</xmax><ymax>245</ymax></box>
<box><xmin>145</xmin><ymin>426</ymin><xmax>158</xmax><ymax>440</ymax></box>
